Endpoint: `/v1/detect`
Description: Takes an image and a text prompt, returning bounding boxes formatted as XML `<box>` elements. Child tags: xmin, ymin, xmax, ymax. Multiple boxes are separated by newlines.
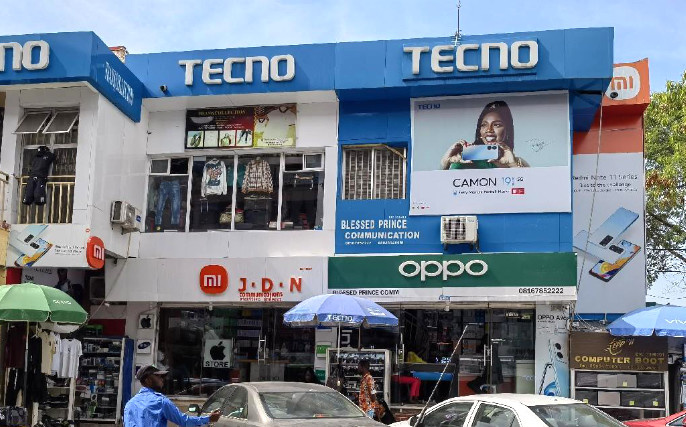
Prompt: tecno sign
<box><xmin>0</xmin><ymin>41</ymin><xmax>50</xmax><ymax>72</ymax></box>
<box><xmin>180</xmin><ymin>55</ymin><xmax>295</xmax><ymax>86</ymax></box>
<box><xmin>403</xmin><ymin>40</ymin><xmax>538</xmax><ymax>76</ymax></box>
<box><xmin>199</xmin><ymin>265</ymin><xmax>229</xmax><ymax>295</ymax></box>
<box><xmin>399</xmin><ymin>259</ymin><xmax>488</xmax><ymax>282</ymax></box>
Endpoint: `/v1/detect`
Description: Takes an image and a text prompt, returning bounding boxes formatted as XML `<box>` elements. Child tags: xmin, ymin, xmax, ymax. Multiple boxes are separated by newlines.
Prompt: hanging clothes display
<box><xmin>38</xmin><ymin>330</ymin><xmax>59</xmax><ymax>375</ymax></box>
<box><xmin>22</xmin><ymin>146</ymin><xmax>55</xmax><ymax>206</ymax></box>
<box><xmin>154</xmin><ymin>179</ymin><xmax>181</xmax><ymax>228</ymax></box>
<box><xmin>201</xmin><ymin>158</ymin><xmax>227</xmax><ymax>197</ymax></box>
<box><xmin>242</xmin><ymin>158</ymin><xmax>273</xmax><ymax>194</ymax></box>
<box><xmin>57</xmin><ymin>338</ymin><xmax>82</xmax><ymax>379</ymax></box>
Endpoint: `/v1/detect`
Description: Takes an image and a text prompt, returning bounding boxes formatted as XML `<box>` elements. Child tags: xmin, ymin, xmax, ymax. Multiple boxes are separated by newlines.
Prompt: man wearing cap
<box><xmin>124</xmin><ymin>365</ymin><xmax>221</xmax><ymax>426</ymax></box>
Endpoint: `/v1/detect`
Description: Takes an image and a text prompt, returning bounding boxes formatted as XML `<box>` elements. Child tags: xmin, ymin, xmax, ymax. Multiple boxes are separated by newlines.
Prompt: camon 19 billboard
<box><xmin>409</xmin><ymin>91</ymin><xmax>571</xmax><ymax>215</ymax></box>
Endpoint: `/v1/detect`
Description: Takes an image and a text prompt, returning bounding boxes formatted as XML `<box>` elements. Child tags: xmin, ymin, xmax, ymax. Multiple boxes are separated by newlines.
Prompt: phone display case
<box><xmin>325</xmin><ymin>348</ymin><xmax>391</xmax><ymax>403</ymax></box>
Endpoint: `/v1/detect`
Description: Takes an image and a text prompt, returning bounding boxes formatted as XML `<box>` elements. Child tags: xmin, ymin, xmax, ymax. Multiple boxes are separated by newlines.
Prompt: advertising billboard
<box><xmin>185</xmin><ymin>104</ymin><xmax>296</xmax><ymax>149</ymax></box>
<box><xmin>410</xmin><ymin>91</ymin><xmax>571</xmax><ymax>215</ymax></box>
<box><xmin>573</xmin><ymin>60</ymin><xmax>649</xmax><ymax>314</ymax></box>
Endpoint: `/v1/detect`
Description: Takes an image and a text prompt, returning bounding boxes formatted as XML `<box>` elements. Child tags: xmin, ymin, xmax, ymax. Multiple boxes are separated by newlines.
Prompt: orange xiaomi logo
<box><xmin>86</xmin><ymin>236</ymin><xmax>105</xmax><ymax>269</ymax></box>
<box><xmin>200</xmin><ymin>265</ymin><xmax>228</xmax><ymax>294</ymax></box>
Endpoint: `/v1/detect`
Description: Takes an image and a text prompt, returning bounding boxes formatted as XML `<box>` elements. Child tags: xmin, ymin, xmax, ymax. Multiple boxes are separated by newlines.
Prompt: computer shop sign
<box><xmin>328</xmin><ymin>253</ymin><xmax>577</xmax><ymax>302</ymax></box>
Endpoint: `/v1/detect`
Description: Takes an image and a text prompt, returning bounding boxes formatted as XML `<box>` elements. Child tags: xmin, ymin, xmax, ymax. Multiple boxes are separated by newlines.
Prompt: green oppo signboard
<box><xmin>328</xmin><ymin>252</ymin><xmax>576</xmax><ymax>302</ymax></box>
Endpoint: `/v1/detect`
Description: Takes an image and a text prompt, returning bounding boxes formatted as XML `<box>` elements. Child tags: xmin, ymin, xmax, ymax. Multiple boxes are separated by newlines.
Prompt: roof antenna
<box><xmin>452</xmin><ymin>0</ymin><xmax>463</xmax><ymax>47</ymax></box>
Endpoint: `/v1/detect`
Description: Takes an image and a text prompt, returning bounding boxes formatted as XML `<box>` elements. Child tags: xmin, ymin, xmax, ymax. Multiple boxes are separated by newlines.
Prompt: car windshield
<box><xmin>260</xmin><ymin>392</ymin><xmax>365</xmax><ymax>419</ymax></box>
<box><xmin>530</xmin><ymin>403</ymin><xmax>625</xmax><ymax>427</ymax></box>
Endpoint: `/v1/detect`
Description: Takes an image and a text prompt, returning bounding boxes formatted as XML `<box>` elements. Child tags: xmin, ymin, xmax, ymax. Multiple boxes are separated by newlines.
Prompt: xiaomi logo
<box><xmin>606</xmin><ymin>66</ymin><xmax>640</xmax><ymax>101</ymax></box>
<box><xmin>200</xmin><ymin>265</ymin><xmax>228</xmax><ymax>294</ymax></box>
<box><xmin>86</xmin><ymin>236</ymin><xmax>105</xmax><ymax>269</ymax></box>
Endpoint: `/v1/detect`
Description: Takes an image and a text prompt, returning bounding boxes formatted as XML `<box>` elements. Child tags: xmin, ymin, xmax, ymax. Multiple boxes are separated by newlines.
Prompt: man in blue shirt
<box><xmin>124</xmin><ymin>365</ymin><xmax>220</xmax><ymax>427</ymax></box>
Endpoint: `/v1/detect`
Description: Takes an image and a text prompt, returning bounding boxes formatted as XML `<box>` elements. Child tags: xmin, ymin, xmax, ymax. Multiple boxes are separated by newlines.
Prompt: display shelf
<box><xmin>326</xmin><ymin>348</ymin><xmax>392</xmax><ymax>404</ymax></box>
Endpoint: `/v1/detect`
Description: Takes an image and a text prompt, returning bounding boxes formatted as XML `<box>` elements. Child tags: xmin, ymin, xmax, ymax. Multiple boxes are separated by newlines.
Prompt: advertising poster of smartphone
<box><xmin>573</xmin><ymin>60</ymin><xmax>648</xmax><ymax>314</ymax></box>
<box><xmin>535</xmin><ymin>304</ymin><xmax>570</xmax><ymax>397</ymax></box>
<box><xmin>410</xmin><ymin>91</ymin><xmax>571</xmax><ymax>215</ymax></box>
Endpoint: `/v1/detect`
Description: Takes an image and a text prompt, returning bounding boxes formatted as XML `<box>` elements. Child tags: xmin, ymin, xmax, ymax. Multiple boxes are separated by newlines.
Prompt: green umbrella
<box><xmin>0</xmin><ymin>282</ymin><xmax>88</xmax><ymax>324</ymax></box>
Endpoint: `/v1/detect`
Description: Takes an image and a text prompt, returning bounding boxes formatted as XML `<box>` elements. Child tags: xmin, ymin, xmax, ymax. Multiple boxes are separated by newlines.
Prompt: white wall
<box><xmin>139</xmin><ymin>100</ymin><xmax>338</xmax><ymax>260</ymax></box>
<box><xmin>0</xmin><ymin>85</ymin><xmax>148</xmax><ymax>259</ymax></box>
<box><xmin>88</xmin><ymin>97</ymin><xmax>149</xmax><ymax>258</ymax></box>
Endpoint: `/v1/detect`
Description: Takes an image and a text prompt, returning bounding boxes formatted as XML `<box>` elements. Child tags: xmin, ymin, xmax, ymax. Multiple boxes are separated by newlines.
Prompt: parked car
<box><xmin>391</xmin><ymin>394</ymin><xmax>626</xmax><ymax>427</ymax></box>
<box><xmin>624</xmin><ymin>409</ymin><xmax>686</xmax><ymax>426</ymax></box>
<box><xmin>188</xmin><ymin>381</ymin><xmax>383</xmax><ymax>426</ymax></box>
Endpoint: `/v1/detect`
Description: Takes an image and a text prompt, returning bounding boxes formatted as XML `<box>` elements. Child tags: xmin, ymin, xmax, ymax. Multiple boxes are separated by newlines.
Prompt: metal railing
<box><xmin>17</xmin><ymin>175</ymin><xmax>76</xmax><ymax>224</ymax></box>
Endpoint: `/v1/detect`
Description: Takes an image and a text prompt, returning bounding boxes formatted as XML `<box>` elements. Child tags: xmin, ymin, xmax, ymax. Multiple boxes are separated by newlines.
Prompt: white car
<box><xmin>391</xmin><ymin>394</ymin><xmax>626</xmax><ymax>427</ymax></box>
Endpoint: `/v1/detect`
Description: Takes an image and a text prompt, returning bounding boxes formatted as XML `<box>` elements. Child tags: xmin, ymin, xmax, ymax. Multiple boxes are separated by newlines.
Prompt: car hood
<box><xmin>267</xmin><ymin>417</ymin><xmax>382</xmax><ymax>426</ymax></box>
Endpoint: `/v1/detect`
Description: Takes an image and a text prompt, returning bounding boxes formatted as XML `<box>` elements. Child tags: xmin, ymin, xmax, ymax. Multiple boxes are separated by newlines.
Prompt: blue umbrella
<box><xmin>607</xmin><ymin>305</ymin><xmax>686</xmax><ymax>337</ymax></box>
<box><xmin>283</xmin><ymin>294</ymin><xmax>398</xmax><ymax>328</ymax></box>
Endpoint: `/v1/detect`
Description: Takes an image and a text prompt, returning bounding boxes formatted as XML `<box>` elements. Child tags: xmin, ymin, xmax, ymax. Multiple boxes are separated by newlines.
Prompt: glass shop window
<box><xmin>235</xmin><ymin>154</ymin><xmax>280</xmax><ymax>230</ymax></box>
<box><xmin>342</xmin><ymin>145</ymin><xmax>406</xmax><ymax>200</ymax></box>
<box><xmin>189</xmin><ymin>156</ymin><xmax>235</xmax><ymax>231</ymax></box>
<box><xmin>281</xmin><ymin>154</ymin><xmax>324</xmax><ymax>230</ymax></box>
<box><xmin>146</xmin><ymin>158</ymin><xmax>190</xmax><ymax>232</ymax></box>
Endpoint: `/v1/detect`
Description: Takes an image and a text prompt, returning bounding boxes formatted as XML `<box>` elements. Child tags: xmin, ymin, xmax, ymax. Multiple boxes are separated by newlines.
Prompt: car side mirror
<box><xmin>409</xmin><ymin>414</ymin><xmax>423</xmax><ymax>427</ymax></box>
<box><xmin>188</xmin><ymin>404</ymin><xmax>201</xmax><ymax>414</ymax></box>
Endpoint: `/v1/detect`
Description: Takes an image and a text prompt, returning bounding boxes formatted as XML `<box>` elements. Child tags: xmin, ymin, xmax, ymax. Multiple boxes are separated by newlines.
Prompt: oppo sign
<box><xmin>399</xmin><ymin>259</ymin><xmax>488</xmax><ymax>282</ymax></box>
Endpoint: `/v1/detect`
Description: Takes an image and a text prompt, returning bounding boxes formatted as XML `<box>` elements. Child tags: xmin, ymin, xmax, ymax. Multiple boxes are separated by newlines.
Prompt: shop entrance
<box><xmin>389</xmin><ymin>306</ymin><xmax>535</xmax><ymax>404</ymax></box>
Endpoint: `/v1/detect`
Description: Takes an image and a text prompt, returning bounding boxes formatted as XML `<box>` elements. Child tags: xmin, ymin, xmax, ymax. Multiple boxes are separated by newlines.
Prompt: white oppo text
<box><xmin>399</xmin><ymin>259</ymin><xmax>488</xmax><ymax>282</ymax></box>
<box><xmin>179</xmin><ymin>55</ymin><xmax>295</xmax><ymax>86</ymax></box>
<box><xmin>404</xmin><ymin>41</ymin><xmax>538</xmax><ymax>75</ymax></box>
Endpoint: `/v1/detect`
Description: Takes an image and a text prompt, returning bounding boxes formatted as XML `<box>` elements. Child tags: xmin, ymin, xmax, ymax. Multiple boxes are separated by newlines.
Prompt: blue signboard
<box><xmin>0</xmin><ymin>32</ymin><xmax>144</xmax><ymax>122</ymax></box>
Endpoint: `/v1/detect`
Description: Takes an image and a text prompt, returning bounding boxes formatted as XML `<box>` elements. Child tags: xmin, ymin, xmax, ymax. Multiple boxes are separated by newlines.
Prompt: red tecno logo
<box><xmin>199</xmin><ymin>265</ymin><xmax>228</xmax><ymax>294</ymax></box>
<box><xmin>86</xmin><ymin>236</ymin><xmax>105</xmax><ymax>269</ymax></box>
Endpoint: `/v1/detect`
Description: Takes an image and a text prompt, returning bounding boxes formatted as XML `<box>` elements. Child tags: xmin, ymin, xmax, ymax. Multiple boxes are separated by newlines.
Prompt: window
<box><xmin>530</xmin><ymin>404</ymin><xmax>625</xmax><ymax>427</ymax></box>
<box><xmin>342</xmin><ymin>145</ymin><xmax>406</xmax><ymax>200</ymax></box>
<box><xmin>201</xmin><ymin>387</ymin><xmax>232</xmax><ymax>413</ymax></box>
<box><xmin>146</xmin><ymin>158</ymin><xmax>189</xmax><ymax>232</ymax></box>
<box><xmin>471</xmin><ymin>404</ymin><xmax>520</xmax><ymax>427</ymax></box>
<box><xmin>17</xmin><ymin>109</ymin><xmax>79</xmax><ymax>224</ymax></box>
<box><xmin>147</xmin><ymin>151</ymin><xmax>324</xmax><ymax>232</ymax></box>
<box><xmin>422</xmin><ymin>402</ymin><xmax>474</xmax><ymax>427</ymax></box>
<box><xmin>223</xmin><ymin>386</ymin><xmax>248</xmax><ymax>418</ymax></box>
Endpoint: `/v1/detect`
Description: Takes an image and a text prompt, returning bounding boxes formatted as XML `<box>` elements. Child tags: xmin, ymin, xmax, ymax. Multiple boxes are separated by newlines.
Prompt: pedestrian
<box><xmin>358</xmin><ymin>359</ymin><xmax>384</xmax><ymax>420</ymax></box>
<box><xmin>124</xmin><ymin>365</ymin><xmax>220</xmax><ymax>426</ymax></box>
<box><xmin>303</xmin><ymin>367</ymin><xmax>322</xmax><ymax>384</ymax></box>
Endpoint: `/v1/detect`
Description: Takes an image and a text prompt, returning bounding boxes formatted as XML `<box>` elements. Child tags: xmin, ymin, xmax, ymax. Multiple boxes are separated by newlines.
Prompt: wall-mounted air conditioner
<box><xmin>111</xmin><ymin>201</ymin><xmax>141</xmax><ymax>232</ymax></box>
<box><xmin>440</xmin><ymin>215</ymin><xmax>478</xmax><ymax>245</ymax></box>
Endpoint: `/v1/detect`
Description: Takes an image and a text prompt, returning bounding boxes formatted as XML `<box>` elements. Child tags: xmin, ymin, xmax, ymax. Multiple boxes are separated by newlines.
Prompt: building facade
<box><xmin>0</xmin><ymin>28</ymin><xmax>639</xmax><ymax>409</ymax></box>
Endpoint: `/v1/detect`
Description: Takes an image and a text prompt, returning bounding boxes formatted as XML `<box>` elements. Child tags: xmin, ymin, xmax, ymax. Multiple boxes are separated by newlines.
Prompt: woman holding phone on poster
<box><xmin>440</xmin><ymin>100</ymin><xmax>529</xmax><ymax>169</ymax></box>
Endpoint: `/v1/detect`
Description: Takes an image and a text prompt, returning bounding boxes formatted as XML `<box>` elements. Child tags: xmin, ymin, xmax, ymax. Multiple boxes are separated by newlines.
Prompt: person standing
<box><xmin>358</xmin><ymin>359</ymin><xmax>383</xmax><ymax>420</ymax></box>
<box><xmin>124</xmin><ymin>365</ymin><xmax>220</xmax><ymax>427</ymax></box>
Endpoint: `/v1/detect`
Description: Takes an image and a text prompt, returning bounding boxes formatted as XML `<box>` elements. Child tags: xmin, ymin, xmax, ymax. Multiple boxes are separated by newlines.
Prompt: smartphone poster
<box><xmin>5</xmin><ymin>224</ymin><xmax>94</xmax><ymax>269</ymax></box>
<box><xmin>410</xmin><ymin>91</ymin><xmax>571</xmax><ymax>215</ymax></box>
<box><xmin>573</xmin><ymin>60</ymin><xmax>648</xmax><ymax>314</ymax></box>
<box><xmin>535</xmin><ymin>304</ymin><xmax>570</xmax><ymax>398</ymax></box>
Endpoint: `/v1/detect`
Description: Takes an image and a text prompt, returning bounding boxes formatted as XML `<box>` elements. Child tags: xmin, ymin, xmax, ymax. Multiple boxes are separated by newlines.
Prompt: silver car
<box><xmin>189</xmin><ymin>382</ymin><xmax>383</xmax><ymax>426</ymax></box>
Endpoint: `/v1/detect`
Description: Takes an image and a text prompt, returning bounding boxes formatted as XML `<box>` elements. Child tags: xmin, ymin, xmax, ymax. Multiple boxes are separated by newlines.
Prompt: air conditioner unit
<box><xmin>440</xmin><ymin>215</ymin><xmax>478</xmax><ymax>245</ymax></box>
<box><xmin>111</xmin><ymin>201</ymin><xmax>141</xmax><ymax>232</ymax></box>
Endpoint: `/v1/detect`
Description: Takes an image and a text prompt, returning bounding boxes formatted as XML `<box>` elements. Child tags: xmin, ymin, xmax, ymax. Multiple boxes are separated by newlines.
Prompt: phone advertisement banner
<box><xmin>535</xmin><ymin>304</ymin><xmax>570</xmax><ymax>397</ymax></box>
<box><xmin>6</xmin><ymin>224</ymin><xmax>94</xmax><ymax>269</ymax></box>
<box><xmin>185</xmin><ymin>104</ymin><xmax>296</xmax><ymax>149</ymax></box>
<box><xmin>573</xmin><ymin>152</ymin><xmax>646</xmax><ymax>313</ymax></box>
<box><xmin>410</xmin><ymin>92</ymin><xmax>571</xmax><ymax>215</ymax></box>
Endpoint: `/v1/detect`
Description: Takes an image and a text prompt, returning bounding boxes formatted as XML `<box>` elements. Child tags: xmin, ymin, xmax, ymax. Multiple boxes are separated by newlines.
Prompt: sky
<box><xmin>2</xmin><ymin>0</ymin><xmax>685</xmax><ymax>304</ymax></box>
<box><xmin>1</xmin><ymin>0</ymin><xmax>685</xmax><ymax>91</ymax></box>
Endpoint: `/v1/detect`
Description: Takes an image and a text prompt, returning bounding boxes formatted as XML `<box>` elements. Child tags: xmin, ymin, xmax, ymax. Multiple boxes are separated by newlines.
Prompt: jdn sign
<box><xmin>0</xmin><ymin>41</ymin><xmax>50</xmax><ymax>71</ymax></box>
<box><xmin>399</xmin><ymin>259</ymin><xmax>488</xmax><ymax>281</ymax></box>
<box><xmin>403</xmin><ymin>40</ymin><xmax>538</xmax><ymax>75</ymax></box>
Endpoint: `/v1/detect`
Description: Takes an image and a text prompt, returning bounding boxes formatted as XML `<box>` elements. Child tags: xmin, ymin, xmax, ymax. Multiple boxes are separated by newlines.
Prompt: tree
<box><xmin>644</xmin><ymin>71</ymin><xmax>686</xmax><ymax>287</ymax></box>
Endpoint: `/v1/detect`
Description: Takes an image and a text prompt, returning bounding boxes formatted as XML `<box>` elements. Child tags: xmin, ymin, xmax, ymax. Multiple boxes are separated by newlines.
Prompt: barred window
<box><xmin>342</xmin><ymin>145</ymin><xmax>406</xmax><ymax>200</ymax></box>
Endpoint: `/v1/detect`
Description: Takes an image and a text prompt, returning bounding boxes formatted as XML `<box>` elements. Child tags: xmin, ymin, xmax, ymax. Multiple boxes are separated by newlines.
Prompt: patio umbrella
<box><xmin>0</xmin><ymin>283</ymin><xmax>88</xmax><ymax>406</ymax></box>
<box><xmin>607</xmin><ymin>305</ymin><xmax>686</xmax><ymax>337</ymax></box>
<box><xmin>283</xmin><ymin>294</ymin><xmax>398</xmax><ymax>359</ymax></box>
<box><xmin>0</xmin><ymin>282</ymin><xmax>88</xmax><ymax>324</ymax></box>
